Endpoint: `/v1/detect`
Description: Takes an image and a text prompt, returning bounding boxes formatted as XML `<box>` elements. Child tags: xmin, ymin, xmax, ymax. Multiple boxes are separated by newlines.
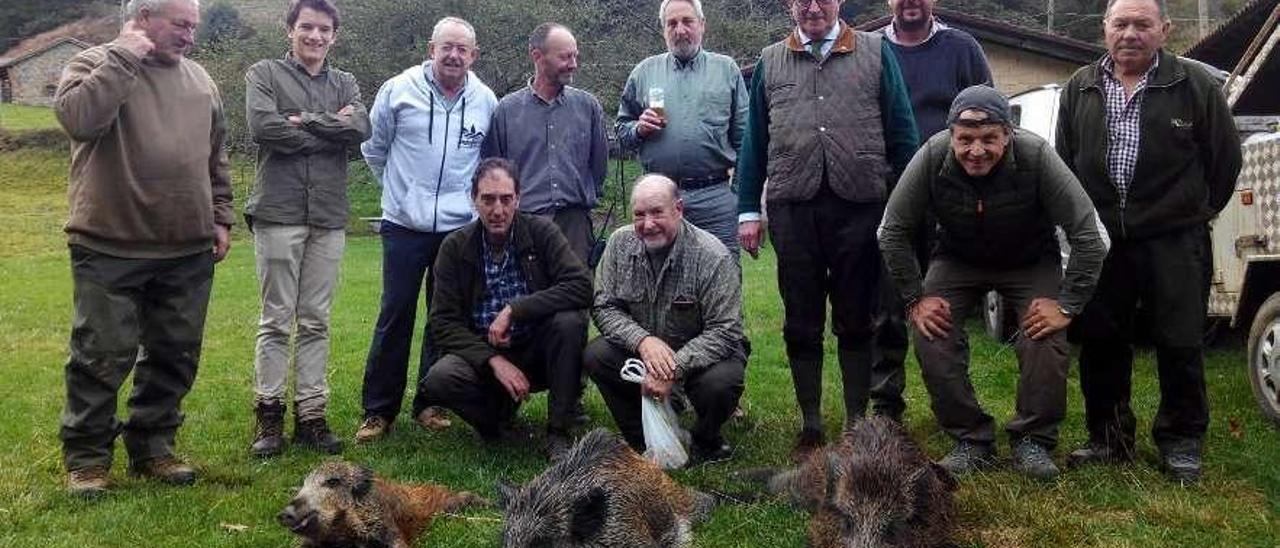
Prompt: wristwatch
<box><xmin>1058</xmin><ymin>306</ymin><xmax>1074</xmax><ymax>318</ymax></box>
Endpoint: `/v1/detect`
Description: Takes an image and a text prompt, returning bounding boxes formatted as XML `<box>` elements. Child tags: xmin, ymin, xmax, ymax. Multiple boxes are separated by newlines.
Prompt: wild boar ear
<box><xmin>495</xmin><ymin>480</ymin><xmax>519</xmax><ymax>510</ymax></box>
<box><xmin>569</xmin><ymin>487</ymin><xmax>608</xmax><ymax>542</ymax></box>
<box><xmin>352</xmin><ymin>466</ymin><xmax>375</xmax><ymax>499</ymax></box>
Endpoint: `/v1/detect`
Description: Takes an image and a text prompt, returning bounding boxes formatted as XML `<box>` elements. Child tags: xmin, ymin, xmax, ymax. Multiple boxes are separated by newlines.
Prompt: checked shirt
<box><xmin>473</xmin><ymin>234</ymin><xmax>529</xmax><ymax>337</ymax></box>
<box><xmin>1100</xmin><ymin>54</ymin><xmax>1159</xmax><ymax>212</ymax></box>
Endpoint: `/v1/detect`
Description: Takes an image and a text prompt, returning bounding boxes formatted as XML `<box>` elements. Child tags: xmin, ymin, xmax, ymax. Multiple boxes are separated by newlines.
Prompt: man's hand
<box><xmin>213</xmin><ymin>224</ymin><xmax>231</xmax><ymax>262</ymax></box>
<box><xmin>1021</xmin><ymin>297</ymin><xmax>1071</xmax><ymax>341</ymax></box>
<box><xmin>738</xmin><ymin>220</ymin><xmax>763</xmax><ymax>259</ymax></box>
<box><xmin>338</xmin><ymin>104</ymin><xmax>355</xmax><ymax>117</ymax></box>
<box><xmin>286</xmin><ymin>115</ymin><xmax>303</xmax><ymax>126</ymax></box>
<box><xmin>642</xmin><ymin>376</ymin><xmax>676</xmax><ymax>402</ymax></box>
<box><xmin>113</xmin><ymin>20</ymin><xmax>155</xmax><ymax>59</ymax></box>
<box><xmin>637</xmin><ymin>336</ymin><xmax>678</xmax><ymax>381</ymax></box>
<box><xmin>910</xmin><ymin>296</ymin><xmax>953</xmax><ymax>341</ymax></box>
<box><xmin>489</xmin><ymin>355</ymin><xmax>530</xmax><ymax>403</ymax></box>
<box><xmin>487</xmin><ymin>305</ymin><xmax>514</xmax><ymax>348</ymax></box>
<box><xmin>635</xmin><ymin>108</ymin><xmax>665</xmax><ymax>139</ymax></box>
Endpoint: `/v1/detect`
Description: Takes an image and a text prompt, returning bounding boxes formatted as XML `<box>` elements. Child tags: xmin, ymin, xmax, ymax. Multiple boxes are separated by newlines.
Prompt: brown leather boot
<box><xmin>250</xmin><ymin>400</ymin><xmax>286</xmax><ymax>458</ymax></box>
<box><xmin>294</xmin><ymin>414</ymin><xmax>343</xmax><ymax>454</ymax></box>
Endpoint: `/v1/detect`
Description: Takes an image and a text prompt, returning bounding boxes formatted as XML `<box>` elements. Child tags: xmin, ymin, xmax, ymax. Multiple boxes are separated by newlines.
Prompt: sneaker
<box><xmin>354</xmin><ymin>416</ymin><xmax>392</xmax><ymax>443</ymax></box>
<box><xmin>1065</xmin><ymin>441</ymin><xmax>1133</xmax><ymax>469</ymax></box>
<box><xmin>937</xmin><ymin>441</ymin><xmax>995</xmax><ymax>475</ymax></box>
<box><xmin>67</xmin><ymin>466</ymin><xmax>109</xmax><ymax>497</ymax></box>
<box><xmin>415</xmin><ymin>406</ymin><xmax>453</xmax><ymax>431</ymax></box>
<box><xmin>790</xmin><ymin>428</ymin><xmax>826</xmax><ymax>464</ymax></box>
<box><xmin>546</xmin><ymin>432</ymin><xmax>573</xmax><ymax>462</ymax></box>
<box><xmin>1160</xmin><ymin>451</ymin><xmax>1202</xmax><ymax>484</ymax></box>
<box><xmin>294</xmin><ymin>416</ymin><xmax>343</xmax><ymax>455</ymax></box>
<box><xmin>250</xmin><ymin>401</ymin><xmax>286</xmax><ymax>458</ymax></box>
<box><xmin>128</xmin><ymin>456</ymin><xmax>196</xmax><ymax>485</ymax></box>
<box><xmin>1012</xmin><ymin>439</ymin><xmax>1060</xmax><ymax>480</ymax></box>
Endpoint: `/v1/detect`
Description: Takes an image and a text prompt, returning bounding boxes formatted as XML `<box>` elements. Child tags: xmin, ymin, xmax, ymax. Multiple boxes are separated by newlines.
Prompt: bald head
<box><xmin>631</xmin><ymin>175</ymin><xmax>684</xmax><ymax>250</ymax></box>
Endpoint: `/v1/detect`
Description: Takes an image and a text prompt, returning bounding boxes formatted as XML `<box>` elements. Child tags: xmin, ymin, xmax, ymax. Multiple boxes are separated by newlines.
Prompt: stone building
<box><xmin>0</xmin><ymin>37</ymin><xmax>90</xmax><ymax>107</ymax></box>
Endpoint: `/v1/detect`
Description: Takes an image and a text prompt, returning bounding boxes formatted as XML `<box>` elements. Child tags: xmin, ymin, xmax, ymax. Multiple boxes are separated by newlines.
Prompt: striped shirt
<box><xmin>1100</xmin><ymin>54</ymin><xmax>1159</xmax><ymax>211</ymax></box>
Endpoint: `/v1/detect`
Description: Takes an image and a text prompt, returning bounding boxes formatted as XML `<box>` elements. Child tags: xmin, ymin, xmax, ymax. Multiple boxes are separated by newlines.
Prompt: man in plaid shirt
<box><xmin>420</xmin><ymin>158</ymin><xmax>593</xmax><ymax>462</ymax></box>
<box><xmin>1056</xmin><ymin>0</ymin><xmax>1241</xmax><ymax>483</ymax></box>
<box><xmin>587</xmin><ymin>174</ymin><xmax>746</xmax><ymax>464</ymax></box>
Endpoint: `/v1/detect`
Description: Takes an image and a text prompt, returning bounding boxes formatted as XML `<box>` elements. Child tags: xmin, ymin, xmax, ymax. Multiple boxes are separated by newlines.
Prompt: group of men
<box><xmin>54</xmin><ymin>0</ymin><xmax>1239</xmax><ymax>497</ymax></box>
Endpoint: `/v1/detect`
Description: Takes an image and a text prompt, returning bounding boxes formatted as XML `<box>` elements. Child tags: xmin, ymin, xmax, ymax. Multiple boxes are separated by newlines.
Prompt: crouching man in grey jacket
<box><xmin>878</xmin><ymin>86</ymin><xmax>1109</xmax><ymax>480</ymax></box>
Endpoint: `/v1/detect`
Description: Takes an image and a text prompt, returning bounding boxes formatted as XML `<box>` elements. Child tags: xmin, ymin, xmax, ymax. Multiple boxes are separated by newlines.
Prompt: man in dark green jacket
<box><xmin>1056</xmin><ymin>0</ymin><xmax>1242</xmax><ymax>483</ymax></box>
<box><xmin>420</xmin><ymin>158</ymin><xmax>593</xmax><ymax>461</ymax></box>
<box><xmin>735</xmin><ymin>0</ymin><xmax>918</xmax><ymax>461</ymax></box>
<box><xmin>880</xmin><ymin>86</ymin><xmax>1109</xmax><ymax>480</ymax></box>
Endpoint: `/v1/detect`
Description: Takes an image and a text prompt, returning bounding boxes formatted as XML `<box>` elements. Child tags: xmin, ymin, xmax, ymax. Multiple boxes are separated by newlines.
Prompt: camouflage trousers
<box><xmin>59</xmin><ymin>246</ymin><xmax>213</xmax><ymax>471</ymax></box>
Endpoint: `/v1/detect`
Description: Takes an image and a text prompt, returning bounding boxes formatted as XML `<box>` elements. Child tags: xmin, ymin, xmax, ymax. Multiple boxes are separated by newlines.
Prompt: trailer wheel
<box><xmin>1248</xmin><ymin>292</ymin><xmax>1280</xmax><ymax>427</ymax></box>
<box><xmin>983</xmin><ymin>291</ymin><xmax>1018</xmax><ymax>341</ymax></box>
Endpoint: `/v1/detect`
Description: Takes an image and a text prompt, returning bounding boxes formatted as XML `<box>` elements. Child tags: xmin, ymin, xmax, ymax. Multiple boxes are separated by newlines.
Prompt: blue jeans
<box><xmin>360</xmin><ymin>221</ymin><xmax>451</xmax><ymax>420</ymax></box>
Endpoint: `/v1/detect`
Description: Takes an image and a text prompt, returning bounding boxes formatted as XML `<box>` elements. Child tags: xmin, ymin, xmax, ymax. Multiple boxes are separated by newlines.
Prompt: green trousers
<box><xmin>59</xmin><ymin>246</ymin><xmax>213</xmax><ymax>471</ymax></box>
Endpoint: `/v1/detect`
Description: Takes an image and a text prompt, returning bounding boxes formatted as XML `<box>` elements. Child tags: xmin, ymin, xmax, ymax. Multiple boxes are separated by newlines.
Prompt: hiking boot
<box><xmin>546</xmin><ymin>431</ymin><xmax>573</xmax><ymax>462</ymax></box>
<box><xmin>415</xmin><ymin>406</ymin><xmax>453</xmax><ymax>431</ymax></box>
<box><xmin>354</xmin><ymin>416</ymin><xmax>392</xmax><ymax>443</ymax></box>
<box><xmin>1160</xmin><ymin>451</ymin><xmax>1202</xmax><ymax>484</ymax></box>
<box><xmin>129</xmin><ymin>456</ymin><xmax>196</xmax><ymax>485</ymax></box>
<box><xmin>937</xmin><ymin>441</ymin><xmax>995</xmax><ymax>475</ymax></box>
<box><xmin>250</xmin><ymin>400</ymin><xmax>286</xmax><ymax>458</ymax></box>
<box><xmin>67</xmin><ymin>466</ymin><xmax>109</xmax><ymax>497</ymax></box>
<box><xmin>294</xmin><ymin>416</ymin><xmax>343</xmax><ymax>454</ymax></box>
<box><xmin>1011</xmin><ymin>439</ymin><xmax>1060</xmax><ymax>480</ymax></box>
<box><xmin>790</xmin><ymin>428</ymin><xmax>826</xmax><ymax>464</ymax></box>
<box><xmin>691</xmin><ymin>440</ymin><xmax>734</xmax><ymax>466</ymax></box>
<box><xmin>1066</xmin><ymin>441</ymin><xmax>1133</xmax><ymax>469</ymax></box>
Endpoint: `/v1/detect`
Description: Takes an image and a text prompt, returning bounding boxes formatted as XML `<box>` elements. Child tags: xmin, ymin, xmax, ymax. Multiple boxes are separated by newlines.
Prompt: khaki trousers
<box><xmin>252</xmin><ymin>223</ymin><xmax>344</xmax><ymax>419</ymax></box>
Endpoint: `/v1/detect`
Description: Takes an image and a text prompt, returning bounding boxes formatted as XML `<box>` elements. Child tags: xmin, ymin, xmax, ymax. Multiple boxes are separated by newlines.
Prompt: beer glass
<box><xmin>648</xmin><ymin>86</ymin><xmax>666</xmax><ymax>124</ymax></box>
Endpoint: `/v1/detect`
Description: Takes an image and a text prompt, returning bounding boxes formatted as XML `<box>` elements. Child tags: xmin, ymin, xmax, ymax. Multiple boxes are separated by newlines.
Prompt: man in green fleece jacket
<box><xmin>879</xmin><ymin>86</ymin><xmax>1109</xmax><ymax>480</ymax></box>
<box><xmin>54</xmin><ymin>0</ymin><xmax>233</xmax><ymax>496</ymax></box>
<box><xmin>735</xmin><ymin>0</ymin><xmax>918</xmax><ymax>462</ymax></box>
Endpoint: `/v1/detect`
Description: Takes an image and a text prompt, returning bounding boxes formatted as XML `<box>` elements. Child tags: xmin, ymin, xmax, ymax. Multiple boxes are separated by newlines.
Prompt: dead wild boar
<box><xmin>746</xmin><ymin>416</ymin><xmax>957</xmax><ymax>548</ymax></box>
<box><xmin>497</xmin><ymin>428</ymin><xmax>715</xmax><ymax>547</ymax></box>
<box><xmin>278</xmin><ymin>460</ymin><xmax>486</xmax><ymax>548</ymax></box>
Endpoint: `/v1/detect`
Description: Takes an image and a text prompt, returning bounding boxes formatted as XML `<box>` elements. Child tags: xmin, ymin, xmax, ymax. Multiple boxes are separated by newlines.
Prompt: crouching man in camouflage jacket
<box><xmin>587</xmin><ymin>174</ymin><xmax>746</xmax><ymax>465</ymax></box>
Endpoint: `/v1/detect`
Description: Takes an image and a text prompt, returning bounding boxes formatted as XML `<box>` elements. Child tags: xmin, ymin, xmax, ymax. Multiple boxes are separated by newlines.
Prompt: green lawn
<box><xmin>0</xmin><ymin>104</ymin><xmax>59</xmax><ymax>132</ymax></box>
<box><xmin>0</xmin><ymin>149</ymin><xmax>1278</xmax><ymax>546</ymax></box>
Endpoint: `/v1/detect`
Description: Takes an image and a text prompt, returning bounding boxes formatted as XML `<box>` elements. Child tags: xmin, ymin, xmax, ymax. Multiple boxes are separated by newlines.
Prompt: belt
<box><xmin>676</xmin><ymin>172</ymin><xmax>730</xmax><ymax>190</ymax></box>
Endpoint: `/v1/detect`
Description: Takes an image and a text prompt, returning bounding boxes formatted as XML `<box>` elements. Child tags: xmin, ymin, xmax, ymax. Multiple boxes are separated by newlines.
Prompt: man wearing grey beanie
<box><xmin>878</xmin><ymin>86</ymin><xmax>1110</xmax><ymax>480</ymax></box>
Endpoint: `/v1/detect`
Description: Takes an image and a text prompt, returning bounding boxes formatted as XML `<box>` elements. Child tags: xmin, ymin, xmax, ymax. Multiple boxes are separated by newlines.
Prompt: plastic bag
<box><xmin>620</xmin><ymin>358</ymin><xmax>690</xmax><ymax>469</ymax></box>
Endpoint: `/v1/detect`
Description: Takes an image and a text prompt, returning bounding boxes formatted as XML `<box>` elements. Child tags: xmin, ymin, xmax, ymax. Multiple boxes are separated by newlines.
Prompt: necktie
<box><xmin>808</xmin><ymin>39</ymin><xmax>827</xmax><ymax>61</ymax></box>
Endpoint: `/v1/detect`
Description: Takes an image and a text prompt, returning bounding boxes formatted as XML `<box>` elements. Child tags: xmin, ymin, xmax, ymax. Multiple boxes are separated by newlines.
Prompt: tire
<box><xmin>1247</xmin><ymin>292</ymin><xmax>1280</xmax><ymax>427</ymax></box>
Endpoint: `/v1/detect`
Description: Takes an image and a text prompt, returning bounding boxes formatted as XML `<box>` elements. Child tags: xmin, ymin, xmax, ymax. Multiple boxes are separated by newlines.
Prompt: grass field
<box><xmin>0</xmin><ymin>149</ymin><xmax>1277</xmax><ymax>547</ymax></box>
<box><xmin>0</xmin><ymin>104</ymin><xmax>59</xmax><ymax>132</ymax></box>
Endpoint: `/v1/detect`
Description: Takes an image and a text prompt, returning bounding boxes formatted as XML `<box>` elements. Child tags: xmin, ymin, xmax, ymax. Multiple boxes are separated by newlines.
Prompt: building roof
<box><xmin>1183</xmin><ymin>0</ymin><xmax>1279</xmax><ymax>114</ymax></box>
<box><xmin>0</xmin><ymin>16</ymin><xmax>116</xmax><ymax>69</ymax></box>
<box><xmin>0</xmin><ymin>36</ymin><xmax>89</xmax><ymax>68</ymax></box>
<box><xmin>855</xmin><ymin>8</ymin><xmax>1104</xmax><ymax>64</ymax></box>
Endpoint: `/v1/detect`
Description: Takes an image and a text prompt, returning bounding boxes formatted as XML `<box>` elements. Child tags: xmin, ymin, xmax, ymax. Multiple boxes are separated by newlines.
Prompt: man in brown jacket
<box><xmin>54</xmin><ymin>0</ymin><xmax>233</xmax><ymax>496</ymax></box>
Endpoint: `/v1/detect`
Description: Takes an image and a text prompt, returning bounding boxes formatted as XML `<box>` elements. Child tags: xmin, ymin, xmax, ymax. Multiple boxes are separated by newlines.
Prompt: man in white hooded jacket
<box><xmin>356</xmin><ymin>16</ymin><xmax>498</xmax><ymax>442</ymax></box>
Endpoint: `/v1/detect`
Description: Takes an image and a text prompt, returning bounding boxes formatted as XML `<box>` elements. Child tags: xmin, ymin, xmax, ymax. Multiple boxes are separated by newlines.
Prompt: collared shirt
<box><xmin>883</xmin><ymin>18</ymin><xmax>947</xmax><ymax>46</ymax></box>
<box><xmin>1100</xmin><ymin>54</ymin><xmax>1159</xmax><ymax>211</ymax></box>
<box><xmin>615</xmin><ymin>49</ymin><xmax>749</xmax><ymax>181</ymax></box>
<box><xmin>481</xmin><ymin>84</ymin><xmax>608</xmax><ymax>214</ymax></box>
<box><xmin>473</xmin><ymin>232</ymin><xmax>529</xmax><ymax>335</ymax></box>
<box><xmin>798</xmin><ymin>21</ymin><xmax>842</xmax><ymax>58</ymax></box>
<box><xmin>244</xmin><ymin>52</ymin><xmax>370</xmax><ymax>229</ymax></box>
<box><xmin>423</xmin><ymin>60</ymin><xmax>462</xmax><ymax>111</ymax></box>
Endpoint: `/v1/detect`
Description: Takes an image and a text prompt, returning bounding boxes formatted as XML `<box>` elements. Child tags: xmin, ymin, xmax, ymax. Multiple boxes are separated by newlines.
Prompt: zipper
<box><xmin>433</xmin><ymin>94</ymin><xmax>452</xmax><ymax>233</ymax></box>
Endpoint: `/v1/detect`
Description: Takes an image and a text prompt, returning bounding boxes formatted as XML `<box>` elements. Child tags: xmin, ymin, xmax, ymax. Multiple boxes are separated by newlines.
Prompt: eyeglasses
<box><xmin>793</xmin><ymin>0</ymin><xmax>837</xmax><ymax>8</ymax></box>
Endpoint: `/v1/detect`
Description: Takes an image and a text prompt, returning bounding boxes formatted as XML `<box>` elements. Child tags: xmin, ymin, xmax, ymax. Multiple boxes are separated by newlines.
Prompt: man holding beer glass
<box><xmin>615</xmin><ymin>0</ymin><xmax>749</xmax><ymax>257</ymax></box>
